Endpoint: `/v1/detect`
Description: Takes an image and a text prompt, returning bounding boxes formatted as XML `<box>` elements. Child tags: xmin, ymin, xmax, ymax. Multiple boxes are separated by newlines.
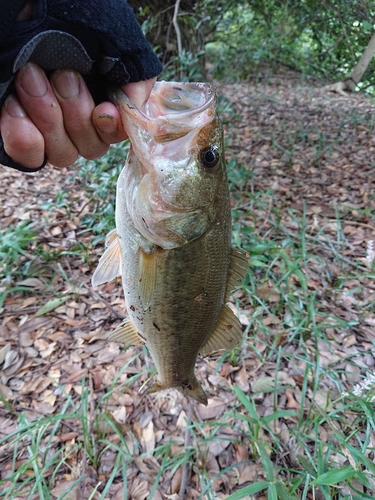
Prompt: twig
<box><xmin>255</xmin><ymin>196</ymin><xmax>274</xmax><ymax>234</ymax></box>
<box><xmin>172</xmin><ymin>0</ymin><xmax>183</xmax><ymax>80</ymax></box>
<box><xmin>2</xmin><ymin>306</ymin><xmax>40</xmax><ymax>316</ymax></box>
<box><xmin>80</xmin><ymin>371</ymin><xmax>95</xmax><ymax>497</ymax></box>
<box><xmin>179</xmin><ymin>401</ymin><xmax>193</xmax><ymax>500</ymax></box>
<box><xmin>89</xmin><ymin>288</ymin><xmax>126</xmax><ymax>319</ymax></box>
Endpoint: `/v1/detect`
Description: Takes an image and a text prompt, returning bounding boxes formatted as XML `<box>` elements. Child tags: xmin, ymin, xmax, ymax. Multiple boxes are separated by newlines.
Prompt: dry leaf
<box><xmin>141</xmin><ymin>420</ymin><xmax>155</xmax><ymax>453</ymax></box>
<box><xmin>176</xmin><ymin>410</ymin><xmax>188</xmax><ymax>428</ymax></box>
<box><xmin>238</xmin><ymin>463</ymin><xmax>259</xmax><ymax>485</ymax></box>
<box><xmin>171</xmin><ymin>467</ymin><xmax>182</xmax><ymax>494</ymax></box>
<box><xmin>19</xmin><ymin>331</ymin><xmax>33</xmax><ymax>347</ymax></box>
<box><xmin>128</xmin><ymin>478</ymin><xmax>149</xmax><ymax>500</ymax></box>
<box><xmin>112</xmin><ymin>405</ymin><xmax>127</xmax><ymax>424</ymax></box>
<box><xmin>96</xmin><ymin>344</ymin><xmax>120</xmax><ymax>363</ymax></box>
<box><xmin>252</xmin><ymin>376</ymin><xmax>274</xmax><ymax>393</ymax></box>
<box><xmin>17</xmin><ymin>278</ymin><xmax>45</xmax><ymax>289</ymax></box>
<box><xmin>235</xmin><ymin>367</ymin><xmax>250</xmax><ymax>392</ymax></box>
<box><xmin>197</xmin><ymin>397</ymin><xmax>226</xmax><ymax>420</ymax></box>
<box><xmin>207</xmin><ymin>438</ymin><xmax>231</xmax><ymax>457</ymax></box>
<box><xmin>0</xmin><ymin>344</ymin><xmax>11</xmax><ymax>364</ymax></box>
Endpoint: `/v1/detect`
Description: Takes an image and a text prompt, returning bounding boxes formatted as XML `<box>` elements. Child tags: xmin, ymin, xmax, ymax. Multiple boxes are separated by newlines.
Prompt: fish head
<box><xmin>112</xmin><ymin>82</ymin><xmax>229</xmax><ymax>249</ymax></box>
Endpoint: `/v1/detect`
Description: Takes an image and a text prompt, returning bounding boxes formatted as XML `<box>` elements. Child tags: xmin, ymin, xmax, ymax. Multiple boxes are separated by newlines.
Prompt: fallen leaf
<box><xmin>128</xmin><ymin>477</ymin><xmax>149</xmax><ymax>500</ymax></box>
<box><xmin>35</xmin><ymin>296</ymin><xmax>72</xmax><ymax>317</ymax></box>
<box><xmin>19</xmin><ymin>330</ymin><xmax>33</xmax><ymax>347</ymax></box>
<box><xmin>171</xmin><ymin>467</ymin><xmax>182</xmax><ymax>494</ymax></box>
<box><xmin>238</xmin><ymin>463</ymin><xmax>259</xmax><ymax>485</ymax></box>
<box><xmin>252</xmin><ymin>376</ymin><xmax>274</xmax><ymax>393</ymax></box>
<box><xmin>17</xmin><ymin>278</ymin><xmax>45</xmax><ymax>289</ymax></box>
<box><xmin>197</xmin><ymin>397</ymin><xmax>226</xmax><ymax>420</ymax></box>
<box><xmin>0</xmin><ymin>344</ymin><xmax>11</xmax><ymax>364</ymax></box>
<box><xmin>141</xmin><ymin>420</ymin><xmax>155</xmax><ymax>453</ymax></box>
<box><xmin>235</xmin><ymin>367</ymin><xmax>250</xmax><ymax>392</ymax></box>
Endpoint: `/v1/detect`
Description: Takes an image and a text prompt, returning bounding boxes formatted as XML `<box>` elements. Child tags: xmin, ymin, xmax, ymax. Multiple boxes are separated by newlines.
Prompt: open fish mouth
<box><xmin>110</xmin><ymin>81</ymin><xmax>216</xmax><ymax>149</ymax></box>
<box><xmin>112</xmin><ymin>81</ymin><xmax>220</xmax><ymax>249</ymax></box>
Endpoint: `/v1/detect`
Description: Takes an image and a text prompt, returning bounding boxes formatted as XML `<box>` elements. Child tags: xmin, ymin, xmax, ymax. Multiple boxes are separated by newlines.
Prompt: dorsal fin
<box><xmin>109</xmin><ymin>318</ymin><xmax>143</xmax><ymax>345</ymax></box>
<box><xmin>199</xmin><ymin>304</ymin><xmax>243</xmax><ymax>357</ymax></box>
<box><xmin>92</xmin><ymin>230</ymin><xmax>122</xmax><ymax>286</ymax></box>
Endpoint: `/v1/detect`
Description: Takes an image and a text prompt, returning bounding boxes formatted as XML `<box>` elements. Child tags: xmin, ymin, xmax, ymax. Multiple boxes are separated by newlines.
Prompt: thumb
<box><xmin>122</xmin><ymin>77</ymin><xmax>157</xmax><ymax>109</ymax></box>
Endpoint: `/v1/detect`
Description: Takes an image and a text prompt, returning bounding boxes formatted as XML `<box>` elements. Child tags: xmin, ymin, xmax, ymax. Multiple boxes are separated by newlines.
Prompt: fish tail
<box><xmin>180</xmin><ymin>375</ymin><xmax>208</xmax><ymax>406</ymax></box>
<box><xmin>143</xmin><ymin>376</ymin><xmax>208</xmax><ymax>405</ymax></box>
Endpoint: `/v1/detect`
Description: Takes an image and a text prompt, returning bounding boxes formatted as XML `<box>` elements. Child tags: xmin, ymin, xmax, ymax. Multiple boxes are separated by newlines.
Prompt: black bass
<box><xmin>92</xmin><ymin>82</ymin><xmax>247</xmax><ymax>405</ymax></box>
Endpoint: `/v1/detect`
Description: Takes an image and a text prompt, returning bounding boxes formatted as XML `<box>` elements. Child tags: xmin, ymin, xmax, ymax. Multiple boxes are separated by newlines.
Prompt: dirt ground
<box><xmin>1</xmin><ymin>73</ymin><xmax>375</xmax><ymax>498</ymax></box>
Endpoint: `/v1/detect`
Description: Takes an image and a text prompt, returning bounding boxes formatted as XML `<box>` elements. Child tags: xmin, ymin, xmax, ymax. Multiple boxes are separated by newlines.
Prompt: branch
<box><xmin>179</xmin><ymin>401</ymin><xmax>193</xmax><ymax>500</ymax></box>
<box><xmin>172</xmin><ymin>0</ymin><xmax>183</xmax><ymax>79</ymax></box>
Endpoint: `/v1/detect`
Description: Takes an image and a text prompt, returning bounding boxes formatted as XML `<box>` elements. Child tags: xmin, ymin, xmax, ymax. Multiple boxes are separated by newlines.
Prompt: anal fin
<box><xmin>109</xmin><ymin>318</ymin><xmax>143</xmax><ymax>346</ymax></box>
<box><xmin>199</xmin><ymin>304</ymin><xmax>243</xmax><ymax>357</ymax></box>
<box><xmin>225</xmin><ymin>248</ymin><xmax>248</xmax><ymax>300</ymax></box>
<box><xmin>92</xmin><ymin>229</ymin><xmax>122</xmax><ymax>286</ymax></box>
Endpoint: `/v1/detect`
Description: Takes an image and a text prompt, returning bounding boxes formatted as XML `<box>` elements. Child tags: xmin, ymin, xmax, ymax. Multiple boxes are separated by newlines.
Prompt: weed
<box><xmin>71</xmin><ymin>141</ymin><xmax>129</xmax><ymax>244</ymax></box>
<box><xmin>0</xmin><ymin>221</ymin><xmax>38</xmax><ymax>307</ymax></box>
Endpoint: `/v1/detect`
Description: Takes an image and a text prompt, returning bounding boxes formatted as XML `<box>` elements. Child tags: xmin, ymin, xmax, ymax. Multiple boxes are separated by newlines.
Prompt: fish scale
<box><xmin>92</xmin><ymin>82</ymin><xmax>248</xmax><ymax>405</ymax></box>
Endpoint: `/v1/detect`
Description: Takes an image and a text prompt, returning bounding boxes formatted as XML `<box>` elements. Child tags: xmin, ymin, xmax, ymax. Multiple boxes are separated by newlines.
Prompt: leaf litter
<box><xmin>1</xmin><ymin>71</ymin><xmax>375</xmax><ymax>498</ymax></box>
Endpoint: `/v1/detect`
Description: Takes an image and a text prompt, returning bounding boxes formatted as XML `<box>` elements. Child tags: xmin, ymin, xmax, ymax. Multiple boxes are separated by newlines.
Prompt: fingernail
<box><xmin>18</xmin><ymin>63</ymin><xmax>48</xmax><ymax>97</ymax></box>
<box><xmin>51</xmin><ymin>70</ymin><xmax>80</xmax><ymax>99</ymax></box>
<box><xmin>95</xmin><ymin>114</ymin><xmax>117</xmax><ymax>134</ymax></box>
<box><xmin>5</xmin><ymin>95</ymin><xmax>26</xmax><ymax>117</ymax></box>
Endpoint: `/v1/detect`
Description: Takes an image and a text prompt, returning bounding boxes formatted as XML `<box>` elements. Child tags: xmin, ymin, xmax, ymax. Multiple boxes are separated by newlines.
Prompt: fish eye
<box><xmin>200</xmin><ymin>146</ymin><xmax>220</xmax><ymax>169</ymax></box>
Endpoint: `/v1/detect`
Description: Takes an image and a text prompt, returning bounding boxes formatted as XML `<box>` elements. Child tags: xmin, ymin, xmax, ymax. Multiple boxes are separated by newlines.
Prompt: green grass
<box><xmin>224</xmin><ymin>159</ymin><xmax>375</xmax><ymax>498</ymax></box>
<box><xmin>2</xmin><ymin>94</ymin><xmax>375</xmax><ymax>499</ymax></box>
<box><xmin>2</xmin><ymin>172</ymin><xmax>375</xmax><ymax>498</ymax></box>
<box><xmin>0</xmin><ymin>221</ymin><xmax>39</xmax><ymax>308</ymax></box>
<box><xmin>70</xmin><ymin>141</ymin><xmax>129</xmax><ymax>245</ymax></box>
<box><xmin>0</xmin><ymin>348</ymin><xmax>149</xmax><ymax>499</ymax></box>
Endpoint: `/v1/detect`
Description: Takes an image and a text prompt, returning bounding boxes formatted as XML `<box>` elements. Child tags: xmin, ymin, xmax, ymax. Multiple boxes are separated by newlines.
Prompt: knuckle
<box><xmin>49</xmin><ymin>150</ymin><xmax>78</xmax><ymax>168</ymax></box>
<box><xmin>5</xmin><ymin>127</ymin><xmax>44</xmax><ymax>157</ymax></box>
<box><xmin>80</xmin><ymin>144</ymin><xmax>109</xmax><ymax>161</ymax></box>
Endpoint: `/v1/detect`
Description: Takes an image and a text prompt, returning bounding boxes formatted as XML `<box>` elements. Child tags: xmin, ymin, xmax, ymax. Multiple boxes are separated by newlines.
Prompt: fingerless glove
<box><xmin>0</xmin><ymin>0</ymin><xmax>162</xmax><ymax>171</ymax></box>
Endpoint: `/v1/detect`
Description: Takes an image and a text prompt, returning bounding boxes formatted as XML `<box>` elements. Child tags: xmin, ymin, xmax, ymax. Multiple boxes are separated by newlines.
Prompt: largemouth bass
<box><xmin>92</xmin><ymin>82</ymin><xmax>247</xmax><ymax>405</ymax></box>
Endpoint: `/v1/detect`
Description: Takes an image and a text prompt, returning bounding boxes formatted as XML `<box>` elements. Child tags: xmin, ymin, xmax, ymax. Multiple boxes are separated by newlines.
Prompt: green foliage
<box><xmin>137</xmin><ymin>0</ymin><xmax>375</xmax><ymax>92</ymax></box>
<box><xmin>0</xmin><ymin>221</ymin><xmax>38</xmax><ymax>307</ymax></box>
<box><xmin>206</xmin><ymin>0</ymin><xmax>375</xmax><ymax>89</ymax></box>
<box><xmin>160</xmin><ymin>48</ymin><xmax>205</xmax><ymax>82</ymax></box>
<box><xmin>70</xmin><ymin>141</ymin><xmax>130</xmax><ymax>245</ymax></box>
<box><xmin>0</xmin><ymin>221</ymin><xmax>36</xmax><ymax>278</ymax></box>
<box><xmin>135</xmin><ymin>0</ymin><xmax>375</xmax><ymax>90</ymax></box>
<box><xmin>207</xmin><ymin>0</ymin><xmax>375</xmax><ymax>85</ymax></box>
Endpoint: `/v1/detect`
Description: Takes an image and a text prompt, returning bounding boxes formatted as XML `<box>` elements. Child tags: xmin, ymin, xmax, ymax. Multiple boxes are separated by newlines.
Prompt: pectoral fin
<box><xmin>109</xmin><ymin>318</ymin><xmax>143</xmax><ymax>346</ymax></box>
<box><xmin>105</xmin><ymin>228</ymin><xmax>119</xmax><ymax>247</ymax></box>
<box><xmin>92</xmin><ymin>230</ymin><xmax>122</xmax><ymax>286</ymax></box>
<box><xmin>163</xmin><ymin>209</ymin><xmax>210</xmax><ymax>244</ymax></box>
<box><xmin>139</xmin><ymin>248</ymin><xmax>158</xmax><ymax>310</ymax></box>
<box><xmin>199</xmin><ymin>304</ymin><xmax>243</xmax><ymax>357</ymax></box>
<box><xmin>225</xmin><ymin>248</ymin><xmax>248</xmax><ymax>300</ymax></box>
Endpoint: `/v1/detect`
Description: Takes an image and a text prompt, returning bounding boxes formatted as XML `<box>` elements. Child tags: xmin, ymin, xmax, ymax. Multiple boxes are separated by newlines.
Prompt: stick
<box><xmin>179</xmin><ymin>401</ymin><xmax>193</xmax><ymax>500</ymax></box>
<box><xmin>172</xmin><ymin>0</ymin><xmax>183</xmax><ymax>80</ymax></box>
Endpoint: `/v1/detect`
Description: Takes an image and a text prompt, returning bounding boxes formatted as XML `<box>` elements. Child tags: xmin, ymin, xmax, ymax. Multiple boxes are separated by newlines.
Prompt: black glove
<box><xmin>0</xmin><ymin>0</ymin><xmax>162</xmax><ymax>172</ymax></box>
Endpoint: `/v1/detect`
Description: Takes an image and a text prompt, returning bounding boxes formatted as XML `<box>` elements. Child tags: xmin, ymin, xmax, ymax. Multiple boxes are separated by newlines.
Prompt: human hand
<box><xmin>0</xmin><ymin>63</ymin><xmax>156</xmax><ymax>170</ymax></box>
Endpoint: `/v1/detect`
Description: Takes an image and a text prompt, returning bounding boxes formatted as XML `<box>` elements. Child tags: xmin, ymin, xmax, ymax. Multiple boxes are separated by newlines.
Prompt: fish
<box><xmin>92</xmin><ymin>81</ymin><xmax>248</xmax><ymax>405</ymax></box>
